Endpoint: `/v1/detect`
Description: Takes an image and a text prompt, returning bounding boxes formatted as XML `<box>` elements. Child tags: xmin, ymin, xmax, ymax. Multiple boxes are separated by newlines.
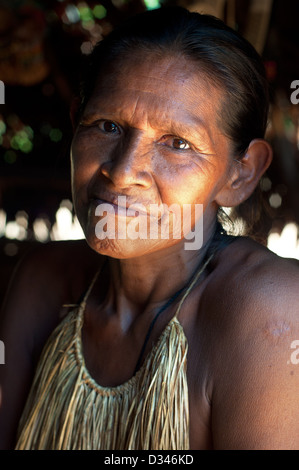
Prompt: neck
<box><xmin>105</xmin><ymin>219</ymin><xmax>218</xmax><ymax>322</ymax></box>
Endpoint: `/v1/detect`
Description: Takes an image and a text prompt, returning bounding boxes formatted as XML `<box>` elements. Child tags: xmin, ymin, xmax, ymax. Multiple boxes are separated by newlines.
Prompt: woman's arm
<box><xmin>212</xmin><ymin>256</ymin><xmax>299</xmax><ymax>449</ymax></box>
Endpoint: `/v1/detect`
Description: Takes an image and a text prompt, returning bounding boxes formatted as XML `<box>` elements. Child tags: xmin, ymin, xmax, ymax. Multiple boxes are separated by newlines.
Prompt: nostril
<box><xmin>137</xmin><ymin>170</ymin><xmax>153</xmax><ymax>187</ymax></box>
<box><xmin>100</xmin><ymin>161</ymin><xmax>113</xmax><ymax>179</ymax></box>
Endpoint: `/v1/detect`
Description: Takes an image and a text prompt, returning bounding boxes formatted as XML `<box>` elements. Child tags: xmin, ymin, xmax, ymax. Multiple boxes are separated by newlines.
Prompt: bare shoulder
<box><xmin>2</xmin><ymin>239</ymin><xmax>101</xmax><ymax>343</ymax></box>
<box><xmin>207</xmin><ymin>237</ymin><xmax>299</xmax><ymax>449</ymax></box>
<box><xmin>0</xmin><ymin>239</ymin><xmax>100</xmax><ymax>448</ymax></box>
<box><xmin>201</xmin><ymin>236</ymin><xmax>299</xmax><ymax>376</ymax></box>
<box><xmin>209</xmin><ymin>236</ymin><xmax>299</xmax><ymax>357</ymax></box>
<box><xmin>210</xmin><ymin>236</ymin><xmax>299</xmax><ymax>323</ymax></box>
<box><xmin>0</xmin><ymin>238</ymin><xmax>102</xmax><ymax>368</ymax></box>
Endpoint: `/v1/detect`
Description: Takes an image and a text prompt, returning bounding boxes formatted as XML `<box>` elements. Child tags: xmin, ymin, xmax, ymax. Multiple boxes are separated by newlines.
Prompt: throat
<box><xmin>81</xmin><ymin>248</ymin><xmax>214</xmax><ymax>387</ymax></box>
<box><xmin>81</xmin><ymin>300</ymin><xmax>179</xmax><ymax>387</ymax></box>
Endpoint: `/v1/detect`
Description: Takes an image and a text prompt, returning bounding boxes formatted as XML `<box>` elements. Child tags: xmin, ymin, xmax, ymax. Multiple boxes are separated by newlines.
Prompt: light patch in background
<box><xmin>4</xmin><ymin>210</ymin><xmax>28</xmax><ymax>241</ymax></box>
<box><xmin>33</xmin><ymin>218</ymin><xmax>51</xmax><ymax>242</ymax></box>
<box><xmin>267</xmin><ymin>223</ymin><xmax>299</xmax><ymax>259</ymax></box>
<box><xmin>0</xmin><ymin>209</ymin><xmax>6</xmax><ymax>237</ymax></box>
<box><xmin>5</xmin><ymin>220</ymin><xmax>26</xmax><ymax>241</ymax></box>
<box><xmin>51</xmin><ymin>200</ymin><xmax>84</xmax><ymax>241</ymax></box>
<box><xmin>269</xmin><ymin>192</ymin><xmax>282</xmax><ymax>209</ymax></box>
<box><xmin>1</xmin><ymin>199</ymin><xmax>84</xmax><ymax>247</ymax></box>
<box><xmin>33</xmin><ymin>199</ymin><xmax>84</xmax><ymax>242</ymax></box>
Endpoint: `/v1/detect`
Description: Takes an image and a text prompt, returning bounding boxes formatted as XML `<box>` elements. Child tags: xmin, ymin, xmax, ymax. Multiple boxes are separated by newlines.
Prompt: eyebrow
<box><xmin>161</xmin><ymin>116</ymin><xmax>216</xmax><ymax>150</ymax></box>
<box><xmin>164</xmin><ymin>118</ymin><xmax>208</xmax><ymax>138</ymax></box>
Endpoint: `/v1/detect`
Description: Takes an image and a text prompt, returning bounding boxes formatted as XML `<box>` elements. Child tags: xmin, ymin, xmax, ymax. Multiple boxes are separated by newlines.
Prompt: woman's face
<box><xmin>71</xmin><ymin>51</ymin><xmax>235</xmax><ymax>258</ymax></box>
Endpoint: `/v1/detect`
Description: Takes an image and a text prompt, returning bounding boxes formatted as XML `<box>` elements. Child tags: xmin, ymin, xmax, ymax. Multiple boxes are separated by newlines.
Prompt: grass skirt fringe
<box><xmin>15</xmin><ymin>306</ymin><xmax>189</xmax><ymax>450</ymax></box>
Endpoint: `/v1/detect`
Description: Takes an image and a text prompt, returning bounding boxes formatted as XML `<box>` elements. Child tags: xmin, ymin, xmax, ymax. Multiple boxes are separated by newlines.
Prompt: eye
<box><xmin>172</xmin><ymin>138</ymin><xmax>190</xmax><ymax>150</ymax></box>
<box><xmin>98</xmin><ymin>120</ymin><xmax>120</xmax><ymax>134</ymax></box>
<box><xmin>160</xmin><ymin>135</ymin><xmax>191</xmax><ymax>150</ymax></box>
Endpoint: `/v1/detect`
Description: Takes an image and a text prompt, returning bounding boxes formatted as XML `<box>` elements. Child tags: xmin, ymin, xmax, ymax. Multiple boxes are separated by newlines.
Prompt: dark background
<box><xmin>0</xmin><ymin>0</ymin><xmax>298</xmax><ymax>305</ymax></box>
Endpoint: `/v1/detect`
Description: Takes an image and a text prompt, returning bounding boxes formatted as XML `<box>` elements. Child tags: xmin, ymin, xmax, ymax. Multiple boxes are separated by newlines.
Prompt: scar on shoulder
<box><xmin>263</xmin><ymin>320</ymin><xmax>291</xmax><ymax>344</ymax></box>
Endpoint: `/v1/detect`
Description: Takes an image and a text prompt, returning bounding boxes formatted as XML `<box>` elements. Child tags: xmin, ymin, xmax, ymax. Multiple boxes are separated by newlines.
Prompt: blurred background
<box><xmin>0</xmin><ymin>0</ymin><xmax>298</xmax><ymax>305</ymax></box>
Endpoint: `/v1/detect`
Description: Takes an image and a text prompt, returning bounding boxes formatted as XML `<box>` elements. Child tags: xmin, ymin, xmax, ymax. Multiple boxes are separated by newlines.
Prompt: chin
<box><xmin>84</xmin><ymin>231</ymin><xmax>182</xmax><ymax>260</ymax></box>
<box><xmin>79</xmin><ymin>208</ymin><xmax>188</xmax><ymax>259</ymax></box>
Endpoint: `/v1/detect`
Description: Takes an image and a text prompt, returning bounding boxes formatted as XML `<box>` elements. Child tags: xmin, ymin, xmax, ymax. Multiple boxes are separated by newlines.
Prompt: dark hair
<box><xmin>77</xmin><ymin>6</ymin><xmax>271</xmax><ymax>238</ymax></box>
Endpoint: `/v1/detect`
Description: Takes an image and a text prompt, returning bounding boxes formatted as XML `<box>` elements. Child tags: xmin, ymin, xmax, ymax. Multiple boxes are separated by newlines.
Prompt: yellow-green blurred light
<box><xmin>19</xmin><ymin>140</ymin><xmax>33</xmax><ymax>153</ymax></box>
<box><xmin>78</xmin><ymin>5</ymin><xmax>93</xmax><ymax>22</ymax></box>
<box><xmin>144</xmin><ymin>0</ymin><xmax>160</xmax><ymax>10</ymax></box>
<box><xmin>49</xmin><ymin>128</ymin><xmax>63</xmax><ymax>142</ymax></box>
<box><xmin>0</xmin><ymin>120</ymin><xmax>6</xmax><ymax>136</ymax></box>
<box><xmin>93</xmin><ymin>5</ymin><xmax>107</xmax><ymax>19</ymax></box>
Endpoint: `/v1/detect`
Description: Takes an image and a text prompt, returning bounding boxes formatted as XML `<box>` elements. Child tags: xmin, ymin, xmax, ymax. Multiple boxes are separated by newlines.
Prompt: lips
<box><xmin>91</xmin><ymin>193</ymin><xmax>158</xmax><ymax>218</ymax></box>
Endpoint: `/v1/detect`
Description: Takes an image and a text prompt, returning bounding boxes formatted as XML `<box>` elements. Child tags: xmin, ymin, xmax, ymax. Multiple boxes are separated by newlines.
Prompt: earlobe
<box><xmin>215</xmin><ymin>138</ymin><xmax>273</xmax><ymax>207</ymax></box>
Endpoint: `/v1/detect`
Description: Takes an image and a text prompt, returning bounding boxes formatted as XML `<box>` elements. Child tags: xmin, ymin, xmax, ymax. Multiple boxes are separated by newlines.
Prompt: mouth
<box><xmin>92</xmin><ymin>195</ymin><xmax>156</xmax><ymax>218</ymax></box>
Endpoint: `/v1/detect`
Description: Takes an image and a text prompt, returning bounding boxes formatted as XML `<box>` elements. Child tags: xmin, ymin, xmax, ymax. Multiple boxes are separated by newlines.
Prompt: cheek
<box><xmin>155</xmin><ymin>162</ymin><xmax>214</xmax><ymax>207</ymax></box>
<box><xmin>70</xmin><ymin>133</ymin><xmax>102</xmax><ymax>195</ymax></box>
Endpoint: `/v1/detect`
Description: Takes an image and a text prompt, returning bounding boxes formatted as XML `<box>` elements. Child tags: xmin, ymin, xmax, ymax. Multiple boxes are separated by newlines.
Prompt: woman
<box><xmin>1</xmin><ymin>7</ymin><xmax>299</xmax><ymax>450</ymax></box>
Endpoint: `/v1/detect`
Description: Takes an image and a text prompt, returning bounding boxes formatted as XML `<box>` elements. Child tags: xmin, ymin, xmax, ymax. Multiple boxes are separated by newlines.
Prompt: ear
<box><xmin>69</xmin><ymin>96</ymin><xmax>81</xmax><ymax>131</ymax></box>
<box><xmin>215</xmin><ymin>139</ymin><xmax>273</xmax><ymax>207</ymax></box>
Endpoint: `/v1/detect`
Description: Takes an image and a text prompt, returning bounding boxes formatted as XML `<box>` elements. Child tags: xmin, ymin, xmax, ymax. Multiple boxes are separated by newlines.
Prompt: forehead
<box><xmin>85</xmin><ymin>51</ymin><xmax>224</xmax><ymax>137</ymax></box>
<box><xmin>100</xmin><ymin>51</ymin><xmax>198</xmax><ymax>89</ymax></box>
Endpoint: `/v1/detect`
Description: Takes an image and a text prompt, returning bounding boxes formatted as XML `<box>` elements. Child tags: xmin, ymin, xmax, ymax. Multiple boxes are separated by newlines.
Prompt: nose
<box><xmin>100</xmin><ymin>131</ymin><xmax>153</xmax><ymax>190</ymax></box>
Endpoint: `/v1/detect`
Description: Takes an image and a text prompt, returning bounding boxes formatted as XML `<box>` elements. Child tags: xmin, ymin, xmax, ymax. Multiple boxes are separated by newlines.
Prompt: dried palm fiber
<box><xmin>15</xmin><ymin>253</ymin><xmax>214</xmax><ymax>450</ymax></box>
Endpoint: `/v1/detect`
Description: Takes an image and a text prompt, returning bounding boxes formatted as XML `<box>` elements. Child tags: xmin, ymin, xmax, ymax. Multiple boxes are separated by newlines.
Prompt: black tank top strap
<box><xmin>204</xmin><ymin>220</ymin><xmax>238</xmax><ymax>268</ymax></box>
